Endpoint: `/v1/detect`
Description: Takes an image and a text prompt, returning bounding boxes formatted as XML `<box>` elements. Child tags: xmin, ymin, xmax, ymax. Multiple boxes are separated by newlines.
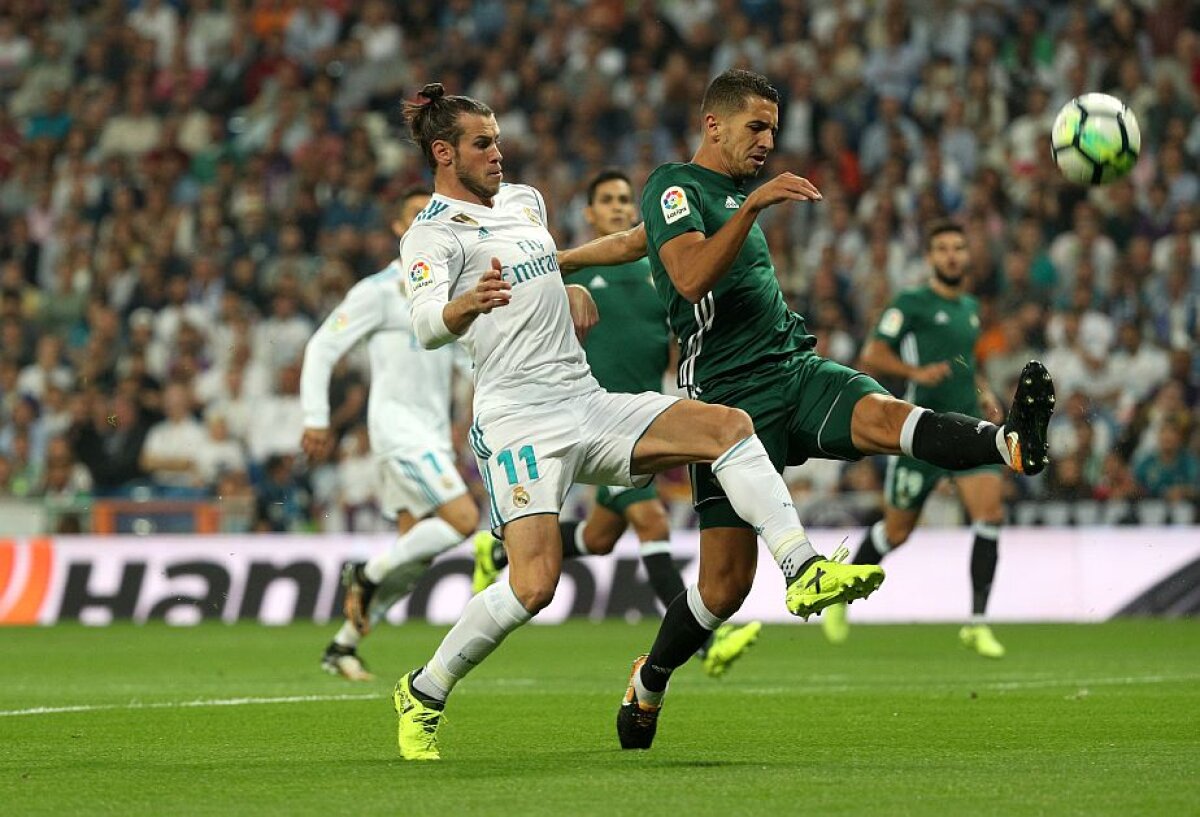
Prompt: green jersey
<box><xmin>641</xmin><ymin>162</ymin><xmax>815</xmax><ymax>396</ymax></box>
<box><xmin>874</xmin><ymin>284</ymin><xmax>982</xmax><ymax>414</ymax></box>
<box><xmin>579</xmin><ymin>258</ymin><xmax>670</xmax><ymax>394</ymax></box>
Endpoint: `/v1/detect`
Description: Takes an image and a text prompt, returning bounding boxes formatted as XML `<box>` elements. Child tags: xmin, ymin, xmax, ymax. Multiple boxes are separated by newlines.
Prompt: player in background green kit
<box><xmin>561</xmin><ymin>69</ymin><xmax>1054</xmax><ymax>750</ymax></box>
<box><xmin>475</xmin><ymin>170</ymin><xmax>762</xmax><ymax>677</ymax></box>
<box><xmin>822</xmin><ymin>221</ymin><xmax>1009</xmax><ymax>658</ymax></box>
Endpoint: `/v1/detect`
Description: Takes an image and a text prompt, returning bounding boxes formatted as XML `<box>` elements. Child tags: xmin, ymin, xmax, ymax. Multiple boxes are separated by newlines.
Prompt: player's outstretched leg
<box><xmin>855</xmin><ymin>361</ymin><xmax>1055</xmax><ymax>478</ymax></box>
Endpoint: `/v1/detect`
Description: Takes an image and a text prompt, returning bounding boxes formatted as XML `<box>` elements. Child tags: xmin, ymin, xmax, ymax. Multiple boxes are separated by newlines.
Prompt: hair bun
<box><xmin>418</xmin><ymin>83</ymin><xmax>445</xmax><ymax>103</ymax></box>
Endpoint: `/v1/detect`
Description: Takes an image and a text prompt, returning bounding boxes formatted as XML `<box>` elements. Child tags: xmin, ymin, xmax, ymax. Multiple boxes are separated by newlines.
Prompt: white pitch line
<box><xmin>0</xmin><ymin>692</ymin><xmax>380</xmax><ymax>718</ymax></box>
<box><xmin>2</xmin><ymin>673</ymin><xmax>1198</xmax><ymax>719</ymax></box>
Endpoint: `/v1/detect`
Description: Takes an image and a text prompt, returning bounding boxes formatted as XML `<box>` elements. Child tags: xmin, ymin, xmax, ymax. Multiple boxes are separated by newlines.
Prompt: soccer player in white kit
<box><xmin>390</xmin><ymin>83</ymin><xmax>886</xmax><ymax>761</ymax></box>
<box><xmin>300</xmin><ymin>187</ymin><xmax>478</xmax><ymax>681</ymax></box>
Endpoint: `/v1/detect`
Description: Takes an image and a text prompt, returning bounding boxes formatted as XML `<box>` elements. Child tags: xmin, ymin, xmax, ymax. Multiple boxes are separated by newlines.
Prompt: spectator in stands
<box><xmin>1134</xmin><ymin>421</ymin><xmax>1199</xmax><ymax>501</ymax></box>
<box><xmin>0</xmin><ymin>1</ymin><xmax>1192</xmax><ymax>529</ymax></box>
<box><xmin>138</xmin><ymin>382</ymin><xmax>207</xmax><ymax>497</ymax></box>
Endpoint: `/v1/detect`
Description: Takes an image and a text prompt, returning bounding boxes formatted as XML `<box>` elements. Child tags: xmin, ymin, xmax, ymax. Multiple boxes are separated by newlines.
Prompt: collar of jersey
<box><xmin>432</xmin><ymin>190</ymin><xmax>503</xmax><ymax>214</ymax></box>
<box><xmin>686</xmin><ymin>163</ymin><xmax>745</xmax><ymax>193</ymax></box>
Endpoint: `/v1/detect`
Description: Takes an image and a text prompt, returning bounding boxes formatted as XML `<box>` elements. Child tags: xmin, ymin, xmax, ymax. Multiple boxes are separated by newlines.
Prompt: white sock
<box><xmin>638</xmin><ymin>540</ymin><xmax>672</xmax><ymax>557</ymax></box>
<box><xmin>413</xmin><ymin>581</ymin><xmax>532</xmax><ymax>702</ymax></box>
<box><xmin>870</xmin><ymin>520</ymin><xmax>892</xmax><ymax>556</ymax></box>
<box><xmin>367</xmin><ymin>558</ymin><xmax>432</xmax><ymax>629</ymax></box>
<box><xmin>711</xmin><ymin>434</ymin><xmax>817</xmax><ymax>579</ymax></box>
<box><xmin>364</xmin><ymin>517</ymin><xmax>464</xmax><ymax>583</ymax></box>
<box><xmin>994</xmin><ymin>426</ymin><xmax>1013</xmax><ymax>467</ymax></box>
<box><xmin>898</xmin><ymin>406</ymin><xmax>928</xmax><ymax>457</ymax></box>
<box><xmin>573</xmin><ymin>521</ymin><xmax>590</xmax><ymax>555</ymax></box>
<box><xmin>333</xmin><ymin>621</ymin><xmax>360</xmax><ymax>649</ymax></box>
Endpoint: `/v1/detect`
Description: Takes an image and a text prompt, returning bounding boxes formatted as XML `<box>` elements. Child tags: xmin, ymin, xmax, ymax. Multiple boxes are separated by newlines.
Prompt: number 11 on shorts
<box><xmin>496</xmin><ymin>445</ymin><xmax>539</xmax><ymax>485</ymax></box>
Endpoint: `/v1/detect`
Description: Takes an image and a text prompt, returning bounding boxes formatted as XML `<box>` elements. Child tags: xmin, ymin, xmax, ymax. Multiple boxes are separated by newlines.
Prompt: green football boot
<box><xmin>393</xmin><ymin>670</ymin><xmax>445</xmax><ymax>761</ymax></box>
<box><xmin>702</xmin><ymin>621</ymin><xmax>763</xmax><ymax>678</ymax></box>
<box><xmin>785</xmin><ymin>545</ymin><xmax>885</xmax><ymax>620</ymax></box>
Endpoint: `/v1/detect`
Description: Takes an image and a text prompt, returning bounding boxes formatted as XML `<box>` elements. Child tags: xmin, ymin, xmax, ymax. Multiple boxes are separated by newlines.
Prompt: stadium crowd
<box><xmin>0</xmin><ymin>0</ymin><xmax>1197</xmax><ymax>532</ymax></box>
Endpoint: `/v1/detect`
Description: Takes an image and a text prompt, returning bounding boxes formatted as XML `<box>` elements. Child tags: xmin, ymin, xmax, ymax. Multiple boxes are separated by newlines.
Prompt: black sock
<box><xmin>640</xmin><ymin>550</ymin><xmax>687</xmax><ymax>609</ymax></box>
<box><xmin>970</xmin><ymin>527</ymin><xmax>999</xmax><ymax>616</ymax></box>
<box><xmin>640</xmin><ymin>590</ymin><xmax>713</xmax><ymax>692</ymax></box>
<box><xmin>559</xmin><ymin>521</ymin><xmax>583</xmax><ymax>559</ymax></box>
<box><xmin>853</xmin><ymin>526</ymin><xmax>884</xmax><ymax>565</ymax></box>
<box><xmin>911</xmin><ymin>411</ymin><xmax>1005</xmax><ymax>470</ymax></box>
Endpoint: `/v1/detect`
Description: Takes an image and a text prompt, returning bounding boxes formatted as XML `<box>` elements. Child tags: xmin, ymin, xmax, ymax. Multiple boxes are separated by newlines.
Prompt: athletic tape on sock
<box><xmin>685</xmin><ymin>584</ymin><xmax>725</xmax><ymax>631</ymax></box>
<box><xmin>899</xmin><ymin>407</ymin><xmax>929</xmax><ymax>458</ymax></box>
<box><xmin>972</xmin><ymin>520</ymin><xmax>1001</xmax><ymax>540</ymax></box>
<box><xmin>639</xmin><ymin>540</ymin><xmax>672</xmax><ymax>556</ymax></box>
<box><xmin>871</xmin><ymin>520</ymin><xmax>893</xmax><ymax>555</ymax></box>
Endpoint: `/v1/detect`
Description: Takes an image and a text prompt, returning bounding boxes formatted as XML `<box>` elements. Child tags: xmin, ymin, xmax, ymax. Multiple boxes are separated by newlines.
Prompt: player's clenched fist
<box><xmin>745</xmin><ymin>172</ymin><xmax>823</xmax><ymax>213</ymax></box>
<box><xmin>468</xmin><ymin>258</ymin><xmax>512</xmax><ymax>315</ymax></box>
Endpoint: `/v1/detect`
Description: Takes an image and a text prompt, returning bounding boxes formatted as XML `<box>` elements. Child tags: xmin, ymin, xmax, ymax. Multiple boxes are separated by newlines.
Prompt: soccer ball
<box><xmin>1051</xmin><ymin>93</ymin><xmax>1141</xmax><ymax>185</ymax></box>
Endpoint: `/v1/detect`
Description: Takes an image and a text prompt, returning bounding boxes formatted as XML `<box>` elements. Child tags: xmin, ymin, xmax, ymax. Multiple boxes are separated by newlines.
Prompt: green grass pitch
<box><xmin>2</xmin><ymin>620</ymin><xmax>1198</xmax><ymax>816</ymax></box>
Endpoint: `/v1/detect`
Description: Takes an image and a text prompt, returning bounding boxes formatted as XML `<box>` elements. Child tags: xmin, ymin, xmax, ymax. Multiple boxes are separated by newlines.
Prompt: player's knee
<box><xmin>884</xmin><ymin>519</ymin><xmax>913</xmax><ymax>547</ymax></box>
<box><xmin>511</xmin><ymin>576</ymin><xmax>558</xmax><ymax>614</ymax></box>
<box><xmin>585</xmin><ymin>535</ymin><xmax>617</xmax><ymax>555</ymax></box>
<box><xmin>629</xmin><ymin>514</ymin><xmax>669</xmax><ymax>544</ymax></box>
<box><xmin>697</xmin><ymin>576</ymin><xmax>751</xmax><ymax>619</ymax></box>
<box><xmin>439</xmin><ymin>497</ymin><xmax>479</xmax><ymax>536</ymax></box>
<box><xmin>715</xmin><ymin>407</ymin><xmax>755</xmax><ymax>449</ymax></box>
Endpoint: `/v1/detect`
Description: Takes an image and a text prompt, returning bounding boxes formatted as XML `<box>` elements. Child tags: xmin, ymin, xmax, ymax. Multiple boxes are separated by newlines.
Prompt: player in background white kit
<box><xmin>300</xmin><ymin>187</ymin><xmax>479</xmax><ymax>681</ymax></box>
<box><xmin>389</xmin><ymin>84</ymin><xmax>885</xmax><ymax>761</ymax></box>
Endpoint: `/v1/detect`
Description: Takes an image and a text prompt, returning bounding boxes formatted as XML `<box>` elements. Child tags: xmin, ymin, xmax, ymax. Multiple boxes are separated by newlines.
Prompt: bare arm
<box><xmin>558</xmin><ymin>225</ymin><xmax>647</xmax><ymax>274</ymax></box>
<box><xmin>859</xmin><ymin>339</ymin><xmax>951</xmax><ymax>386</ymax></box>
<box><xmin>975</xmin><ymin>372</ymin><xmax>1003</xmax><ymax>422</ymax></box>
<box><xmin>659</xmin><ymin>172</ymin><xmax>822</xmax><ymax>303</ymax></box>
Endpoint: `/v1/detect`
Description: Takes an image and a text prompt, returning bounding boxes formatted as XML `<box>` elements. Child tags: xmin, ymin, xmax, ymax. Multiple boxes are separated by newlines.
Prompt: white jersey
<box><xmin>402</xmin><ymin>184</ymin><xmax>597</xmax><ymax>423</ymax></box>
<box><xmin>300</xmin><ymin>262</ymin><xmax>459</xmax><ymax>459</ymax></box>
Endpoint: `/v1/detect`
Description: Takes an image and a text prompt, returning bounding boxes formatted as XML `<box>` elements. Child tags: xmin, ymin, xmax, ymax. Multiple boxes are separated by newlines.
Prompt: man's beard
<box><xmin>934</xmin><ymin>266</ymin><xmax>965</xmax><ymax>287</ymax></box>
<box><xmin>457</xmin><ymin>167</ymin><xmax>499</xmax><ymax>202</ymax></box>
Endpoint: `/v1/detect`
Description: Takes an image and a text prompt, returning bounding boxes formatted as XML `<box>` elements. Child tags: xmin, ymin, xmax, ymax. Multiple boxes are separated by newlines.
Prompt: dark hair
<box><xmin>402</xmin><ymin>83</ymin><xmax>494</xmax><ymax>170</ymax></box>
<box><xmin>586</xmin><ymin>169</ymin><xmax>632</xmax><ymax>205</ymax></box>
<box><xmin>392</xmin><ymin>184</ymin><xmax>432</xmax><ymax>220</ymax></box>
<box><xmin>924</xmin><ymin>218</ymin><xmax>964</xmax><ymax>249</ymax></box>
<box><xmin>400</xmin><ymin>184</ymin><xmax>432</xmax><ymax>203</ymax></box>
<box><xmin>700</xmin><ymin>69</ymin><xmax>780</xmax><ymax>117</ymax></box>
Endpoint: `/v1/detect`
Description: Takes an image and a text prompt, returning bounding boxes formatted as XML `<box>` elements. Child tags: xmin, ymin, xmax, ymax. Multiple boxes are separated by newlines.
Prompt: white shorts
<box><xmin>377</xmin><ymin>448</ymin><xmax>468</xmax><ymax>521</ymax></box>
<box><xmin>468</xmin><ymin>389</ymin><xmax>679</xmax><ymax>534</ymax></box>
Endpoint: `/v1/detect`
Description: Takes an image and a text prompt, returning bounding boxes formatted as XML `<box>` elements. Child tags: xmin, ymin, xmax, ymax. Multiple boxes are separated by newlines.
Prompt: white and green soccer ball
<box><xmin>1051</xmin><ymin>93</ymin><xmax>1141</xmax><ymax>185</ymax></box>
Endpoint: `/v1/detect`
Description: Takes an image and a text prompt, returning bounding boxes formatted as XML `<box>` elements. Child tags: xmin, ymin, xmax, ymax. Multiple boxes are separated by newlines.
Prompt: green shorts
<box><xmin>596</xmin><ymin>481</ymin><xmax>659</xmax><ymax>515</ymax></box>
<box><xmin>885</xmin><ymin>456</ymin><xmax>1003</xmax><ymax>512</ymax></box>
<box><xmin>692</xmin><ymin>353</ymin><xmax>888</xmax><ymax>530</ymax></box>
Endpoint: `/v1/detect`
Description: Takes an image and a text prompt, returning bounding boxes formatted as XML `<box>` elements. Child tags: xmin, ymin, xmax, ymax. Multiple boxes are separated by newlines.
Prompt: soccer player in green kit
<box><xmin>822</xmin><ymin>220</ymin><xmax>1009</xmax><ymax>658</ymax></box>
<box><xmin>561</xmin><ymin>69</ymin><xmax>1054</xmax><ymax>750</ymax></box>
<box><xmin>474</xmin><ymin>169</ymin><xmax>763</xmax><ymax>677</ymax></box>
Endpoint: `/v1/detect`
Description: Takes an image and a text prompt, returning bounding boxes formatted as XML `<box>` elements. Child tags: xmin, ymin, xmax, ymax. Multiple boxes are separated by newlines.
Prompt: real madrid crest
<box><xmin>512</xmin><ymin>485</ymin><xmax>531</xmax><ymax>508</ymax></box>
<box><xmin>523</xmin><ymin>207</ymin><xmax>543</xmax><ymax>226</ymax></box>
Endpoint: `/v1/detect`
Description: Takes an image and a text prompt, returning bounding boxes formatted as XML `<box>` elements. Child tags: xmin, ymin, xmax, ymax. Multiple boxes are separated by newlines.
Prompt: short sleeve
<box><xmin>401</xmin><ymin>222</ymin><xmax>465</xmax><ymax>347</ymax></box>
<box><xmin>641</xmin><ymin>169</ymin><xmax>706</xmax><ymax>253</ymax></box>
<box><xmin>873</xmin><ymin>298</ymin><xmax>911</xmax><ymax>351</ymax></box>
